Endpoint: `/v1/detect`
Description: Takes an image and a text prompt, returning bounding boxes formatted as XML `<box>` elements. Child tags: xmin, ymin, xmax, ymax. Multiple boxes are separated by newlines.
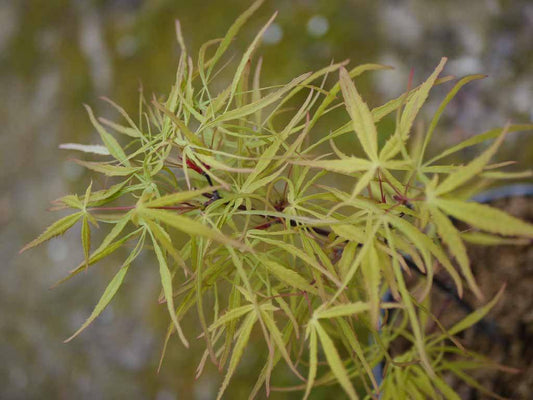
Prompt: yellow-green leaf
<box><xmin>144</xmin><ymin>186</ymin><xmax>221</xmax><ymax>208</ymax></box>
<box><xmin>217</xmin><ymin>311</ymin><xmax>257</xmax><ymax>400</ymax></box>
<box><xmin>425</xmin><ymin>124</ymin><xmax>533</xmax><ymax>166</ymax></box>
<box><xmin>206</xmin><ymin>0</ymin><xmax>264</xmax><ymax>77</ymax></box>
<box><xmin>64</xmin><ymin>232</ymin><xmax>145</xmax><ymax>342</ymax></box>
<box><xmin>461</xmin><ymin>231</ymin><xmax>529</xmax><ymax>246</ymax></box>
<box><xmin>74</xmin><ymin>160</ymin><xmax>138</xmax><ymax>176</ymax></box>
<box><xmin>81</xmin><ymin>215</ymin><xmax>91</xmax><ymax>270</ymax></box>
<box><xmin>20</xmin><ymin>212</ymin><xmax>83</xmax><ymax>253</ymax></box>
<box><xmin>399</xmin><ymin>58</ymin><xmax>447</xmax><ymax>140</ymax></box>
<box><xmin>448</xmin><ymin>285</ymin><xmax>505</xmax><ymax>336</ymax></box>
<box><xmin>150</xmin><ymin>232</ymin><xmax>189</xmax><ymax>348</ymax></box>
<box><xmin>339</xmin><ymin>66</ymin><xmax>378</xmax><ymax>161</ymax></box>
<box><xmin>362</xmin><ymin>243</ymin><xmax>381</xmax><ymax>328</ymax></box>
<box><xmin>140</xmin><ymin>208</ymin><xmax>247</xmax><ymax>250</ymax></box>
<box><xmin>208</xmin><ymin>304</ymin><xmax>255</xmax><ymax>332</ymax></box>
<box><xmin>65</xmin><ymin>263</ymin><xmax>130</xmax><ymax>342</ymax></box>
<box><xmin>85</xmin><ymin>105</ymin><xmax>130</xmax><ymax>166</ymax></box>
<box><xmin>259</xmin><ymin>256</ymin><xmax>318</xmax><ymax>295</ymax></box>
<box><xmin>435</xmin><ymin>198</ymin><xmax>533</xmax><ymax>237</ymax></box>
<box><xmin>303</xmin><ymin>326</ymin><xmax>318</xmax><ymax>400</ymax></box>
<box><xmin>429</xmin><ymin>205</ymin><xmax>483</xmax><ymax>299</ymax></box>
<box><xmin>314</xmin><ymin>320</ymin><xmax>358</xmax><ymax>400</ymax></box>
<box><xmin>316</xmin><ymin>301</ymin><xmax>370</xmax><ymax>320</ymax></box>
<box><xmin>435</xmin><ymin>126</ymin><xmax>508</xmax><ymax>196</ymax></box>
<box><xmin>293</xmin><ymin>157</ymin><xmax>372</xmax><ymax>174</ymax></box>
<box><xmin>419</xmin><ymin>74</ymin><xmax>486</xmax><ymax>164</ymax></box>
<box><xmin>260</xmin><ymin>308</ymin><xmax>304</xmax><ymax>380</ymax></box>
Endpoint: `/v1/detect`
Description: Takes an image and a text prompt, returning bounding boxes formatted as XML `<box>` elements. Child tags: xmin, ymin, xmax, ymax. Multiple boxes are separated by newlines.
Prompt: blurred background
<box><xmin>1</xmin><ymin>0</ymin><xmax>532</xmax><ymax>399</ymax></box>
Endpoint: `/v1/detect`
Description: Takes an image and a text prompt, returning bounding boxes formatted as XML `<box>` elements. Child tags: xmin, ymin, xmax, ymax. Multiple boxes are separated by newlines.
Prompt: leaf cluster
<box><xmin>21</xmin><ymin>1</ymin><xmax>533</xmax><ymax>398</ymax></box>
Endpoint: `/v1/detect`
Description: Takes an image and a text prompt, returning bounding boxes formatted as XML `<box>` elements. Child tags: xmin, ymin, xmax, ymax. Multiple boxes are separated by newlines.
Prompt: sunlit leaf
<box><xmin>59</xmin><ymin>143</ymin><xmax>110</xmax><ymax>155</ymax></box>
<box><xmin>339</xmin><ymin>66</ymin><xmax>378</xmax><ymax>161</ymax></box>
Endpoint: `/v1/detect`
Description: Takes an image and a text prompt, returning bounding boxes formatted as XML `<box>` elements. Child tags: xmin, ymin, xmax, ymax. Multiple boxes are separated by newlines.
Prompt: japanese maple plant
<box><xmin>21</xmin><ymin>1</ymin><xmax>533</xmax><ymax>398</ymax></box>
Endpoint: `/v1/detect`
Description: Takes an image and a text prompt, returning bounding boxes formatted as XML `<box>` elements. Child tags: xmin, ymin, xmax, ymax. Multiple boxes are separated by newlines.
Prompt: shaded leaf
<box><xmin>435</xmin><ymin>198</ymin><xmax>533</xmax><ymax>237</ymax></box>
<box><xmin>314</xmin><ymin>320</ymin><xmax>359</xmax><ymax>400</ymax></box>
<box><xmin>150</xmin><ymin>231</ymin><xmax>189</xmax><ymax>348</ymax></box>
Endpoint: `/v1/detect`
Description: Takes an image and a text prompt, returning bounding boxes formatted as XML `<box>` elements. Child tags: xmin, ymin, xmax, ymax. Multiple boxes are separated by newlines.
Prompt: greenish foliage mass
<box><xmin>21</xmin><ymin>1</ymin><xmax>533</xmax><ymax>398</ymax></box>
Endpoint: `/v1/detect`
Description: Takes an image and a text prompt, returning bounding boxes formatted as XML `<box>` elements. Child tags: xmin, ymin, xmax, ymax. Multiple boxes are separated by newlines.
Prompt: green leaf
<box><xmin>260</xmin><ymin>308</ymin><xmax>304</xmax><ymax>380</ymax></box>
<box><xmin>293</xmin><ymin>157</ymin><xmax>372</xmax><ymax>174</ymax></box>
<box><xmin>435</xmin><ymin>198</ymin><xmax>533</xmax><ymax>237</ymax></box>
<box><xmin>81</xmin><ymin>215</ymin><xmax>91</xmax><ymax>270</ymax></box>
<box><xmin>20</xmin><ymin>212</ymin><xmax>83</xmax><ymax>253</ymax></box>
<box><xmin>385</xmin><ymin>213</ymin><xmax>464</xmax><ymax>298</ymax></box>
<box><xmin>448</xmin><ymin>285</ymin><xmax>505</xmax><ymax>336</ymax></box>
<box><xmin>151</xmin><ymin>100</ymin><xmax>204</xmax><ymax>146</ymax></box>
<box><xmin>139</xmin><ymin>208</ymin><xmax>247</xmax><ymax>250</ymax></box>
<box><xmin>316</xmin><ymin>301</ymin><xmax>370</xmax><ymax>319</ymax></box>
<box><xmin>380</xmin><ymin>58</ymin><xmax>447</xmax><ymax>161</ymax></box>
<box><xmin>429</xmin><ymin>205</ymin><xmax>483</xmax><ymax>299</ymax></box>
<box><xmin>85</xmin><ymin>105</ymin><xmax>130</xmax><ymax>166</ymax></box>
<box><xmin>65</xmin><ymin>264</ymin><xmax>131</xmax><ymax>342</ymax></box>
<box><xmin>424</xmin><ymin>124</ymin><xmax>533</xmax><ymax>166</ymax></box>
<box><xmin>143</xmin><ymin>219</ymin><xmax>188</xmax><ymax>273</ymax></box>
<box><xmin>362</xmin><ymin>243</ymin><xmax>381</xmax><ymax>328</ymax></box>
<box><xmin>419</xmin><ymin>74</ymin><xmax>486</xmax><ymax>164</ymax></box>
<box><xmin>82</xmin><ymin>180</ymin><xmax>131</xmax><ymax>207</ymax></box>
<box><xmin>225</xmin><ymin>11</ymin><xmax>277</xmax><ymax>109</ymax></box>
<box><xmin>64</xmin><ymin>231</ymin><xmax>145</xmax><ymax>342</ymax></box>
<box><xmin>314</xmin><ymin>320</ymin><xmax>359</xmax><ymax>400</ymax></box>
<box><xmin>303</xmin><ymin>326</ymin><xmax>318</xmax><ymax>400</ymax></box>
<box><xmin>74</xmin><ymin>160</ymin><xmax>138</xmax><ymax>176</ymax></box>
<box><xmin>384</xmin><ymin>224</ymin><xmax>433</xmax><ymax>376</ymax></box>
<box><xmin>212</xmin><ymin>72</ymin><xmax>312</xmax><ymax>126</ymax></box>
<box><xmin>144</xmin><ymin>186</ymin><xmax>221</xmax><ymax>208</ymax></box>
<box><xmin>259</xmin><ymin>256</ymin><xmax>318</xmax><ymax>295</ymax></box>
<box><xmin>339</xmin><ymin>66</ymin><xmax>378</xmax><ymax>161</ymax></box>
<box><xmin>98</xmin><ymin>117</ymin><xmax>141</xmax><ymax>138</ymax></box>
<box><xmin>216</xmin><ymin>311</ymin><xmax>257</xmax><ymax>400</ymax></box>
<box><xmin>400</xmin><ymin>58</ymin><xmax>447</xmax><ymax>140</ymax></box>
<box><xmin>435</xmin><ymin>126</ymin><xmax>508</xmax><ymax>196</ymax></box>
<box><xmin>248</xmin><ymin>234</ymin><xmax>341</xmax><ymax>287</ymax></box>
<box><xmin>150</xmin><ymin>231</ymin><xmax>189</xmax><ymax>348</ymax></box>
<box><xmin>100</xmin><ymin>96</ymin><xmax>143</xmax><ymax>137</ymax></box>
<box><xmin>206</xmin><ymin>0</ymin><xmax>265</xmax><ymax>78</ymax></box>
<box><xmin>208</xmin><ymin>304</ymin><xmax>254</xmax><ymax>332</ymax></box>
<box><xmin>461</xmin><ymin>231</ymin><xmax>529</xmax><ymax>246</ymax></box>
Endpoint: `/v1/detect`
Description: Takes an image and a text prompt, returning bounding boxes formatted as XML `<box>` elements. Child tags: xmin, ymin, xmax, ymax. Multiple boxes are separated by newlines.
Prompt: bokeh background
<box><xmin>2</xmin><ymin>0</ymin><xmax>532</xmax><ymax>399</ymax></box>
